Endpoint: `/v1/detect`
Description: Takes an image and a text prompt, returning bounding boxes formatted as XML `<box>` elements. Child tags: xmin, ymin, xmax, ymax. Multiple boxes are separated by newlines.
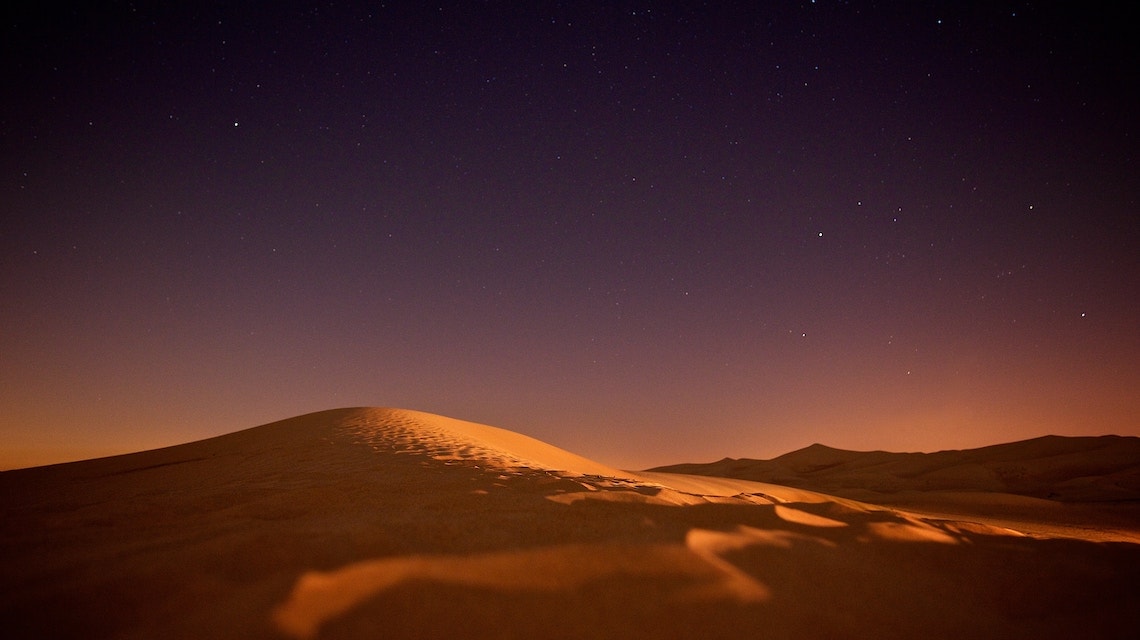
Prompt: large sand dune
<box><xmin>2</xmin><ymin>408</ymin><xmax>1138</xmax><ymax>639</ymax></box>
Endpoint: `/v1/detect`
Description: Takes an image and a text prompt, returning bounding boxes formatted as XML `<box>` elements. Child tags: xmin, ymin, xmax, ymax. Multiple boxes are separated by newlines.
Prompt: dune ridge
<box><xmin>2</xmin><ymin>407</ymin><xmax>1138</xmax><ymax>639</ymax></box>
<box><xmin>654</xmin><ymin>436</ymin><xmax>1140</xmax><ymax>500</ymax></box>
<box><xmin>653</xmin><ymin>435</ymin><xmax>1140</xmax><ymax>541</ymax></box>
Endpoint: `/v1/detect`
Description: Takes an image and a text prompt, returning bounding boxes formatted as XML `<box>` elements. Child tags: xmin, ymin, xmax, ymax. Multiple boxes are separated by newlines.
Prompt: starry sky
<box><xmin>2</xmin><ymin>1</ymin><xmax>1137</xmax><ymax>470</ymax></box>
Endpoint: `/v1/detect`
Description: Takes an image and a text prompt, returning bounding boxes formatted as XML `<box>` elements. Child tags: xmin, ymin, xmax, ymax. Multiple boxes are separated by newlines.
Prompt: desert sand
<box><xmin>2</xmin><ymin>407</ymin><xmax>1138</xmax><ymax>639</ymax></box>
<box><xmin>654</xmin><ymin>436</ymin><xmax>1140</xmax><ymax>543</ymax></box>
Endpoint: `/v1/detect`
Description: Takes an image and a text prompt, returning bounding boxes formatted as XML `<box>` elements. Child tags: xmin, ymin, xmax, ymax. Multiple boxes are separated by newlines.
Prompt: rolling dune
<box><xmin>653</xmin><ymin>436</ymin><xmax>1140</xmax><ymax>541</ymax></box>
<box><xmin>2</xmin><ymin>408</ymin><xmax>1137</xmax><ymax>639</ymax></box>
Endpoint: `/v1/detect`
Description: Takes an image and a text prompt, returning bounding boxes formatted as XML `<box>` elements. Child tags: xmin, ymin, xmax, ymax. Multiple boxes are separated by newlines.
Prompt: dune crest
<box><xmin>338</xmin><ymin>408</ymin><xmax>633</xmax><ymax>478</ymax></box>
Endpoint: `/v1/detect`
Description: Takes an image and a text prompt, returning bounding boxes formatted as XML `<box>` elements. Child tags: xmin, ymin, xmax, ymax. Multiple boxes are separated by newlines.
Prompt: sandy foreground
<box><xmin>2</xmin><ymin>408</ymin><xmax>1138</xmax><ymax>639</ymax></box>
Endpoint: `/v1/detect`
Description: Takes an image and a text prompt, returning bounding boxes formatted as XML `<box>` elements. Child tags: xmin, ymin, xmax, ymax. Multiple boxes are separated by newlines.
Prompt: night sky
<box><xmin>2</xmin><ymin>1</ymin><xmax>1137</xmax><ymax>470</ymax></box>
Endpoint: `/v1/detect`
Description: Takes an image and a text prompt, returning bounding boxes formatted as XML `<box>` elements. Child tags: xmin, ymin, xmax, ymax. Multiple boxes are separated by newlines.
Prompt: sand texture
<box><xmin>2</xmin><ymin>407</ymin><xmax>1138</xmax><ymax>639</ymax></box>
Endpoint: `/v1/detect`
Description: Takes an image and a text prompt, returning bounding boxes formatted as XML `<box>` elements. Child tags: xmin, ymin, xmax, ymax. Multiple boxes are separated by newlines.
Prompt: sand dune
<box><xmin>655</xmin><ymin>436</ymin><xmax>1140</xmax><ymax>500</ymax></box>
<box><xmin>653</xmin><ymin>436</ymin><xmax>1140</xmax><ymax>541</ymax></box>
<box><xmin>2</xmin><ymin>408</ymin><xmax>1138</xmax><ymax>639</ymax></box>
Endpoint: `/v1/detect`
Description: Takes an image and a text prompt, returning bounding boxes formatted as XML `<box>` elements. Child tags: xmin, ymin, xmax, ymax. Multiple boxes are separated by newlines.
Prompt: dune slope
<box><xmin>2</xmin><ymin>408</ymin><xmax>1138</xmax><ymax>639</ymax></box>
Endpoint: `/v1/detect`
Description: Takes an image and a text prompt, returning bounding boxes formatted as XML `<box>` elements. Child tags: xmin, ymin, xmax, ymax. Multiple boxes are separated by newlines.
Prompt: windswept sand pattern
<box><xmin>337</xmin><ymin>408</ymin><xmax>523</xmax><ymax>466</ymax></box>
<box><xmin>337</xmin><ymin>407</ymin><xmax>636</xmax><ymax>478</ymax></box>
<box><xmin>334</xmin><ymin>409</ymin><xmax>850</xmax><ymax>505</ymax></box>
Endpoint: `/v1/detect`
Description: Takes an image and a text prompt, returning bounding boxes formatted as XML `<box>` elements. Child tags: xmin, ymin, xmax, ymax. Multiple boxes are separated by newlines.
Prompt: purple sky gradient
<box><xmin>2</xmin><ymin>1</ymin><xmax>1136</xmax><ymax>469</ymax></box>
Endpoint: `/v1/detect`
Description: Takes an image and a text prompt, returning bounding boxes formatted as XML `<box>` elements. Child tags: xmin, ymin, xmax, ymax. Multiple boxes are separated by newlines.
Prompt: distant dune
<box><xmin>652</xmin><ymin>436</ymin><xmax>1140</xmax><ymax>540</ymax></box>
<box><xmin>653</xmin><ymin>436</ymin><xmax>1140</xmax><ymax>500</ymax></box>
<box><xmin>2</xmin><ymin>408</ymin><xmax>1138</xmax><ymax>639</ymax></box>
